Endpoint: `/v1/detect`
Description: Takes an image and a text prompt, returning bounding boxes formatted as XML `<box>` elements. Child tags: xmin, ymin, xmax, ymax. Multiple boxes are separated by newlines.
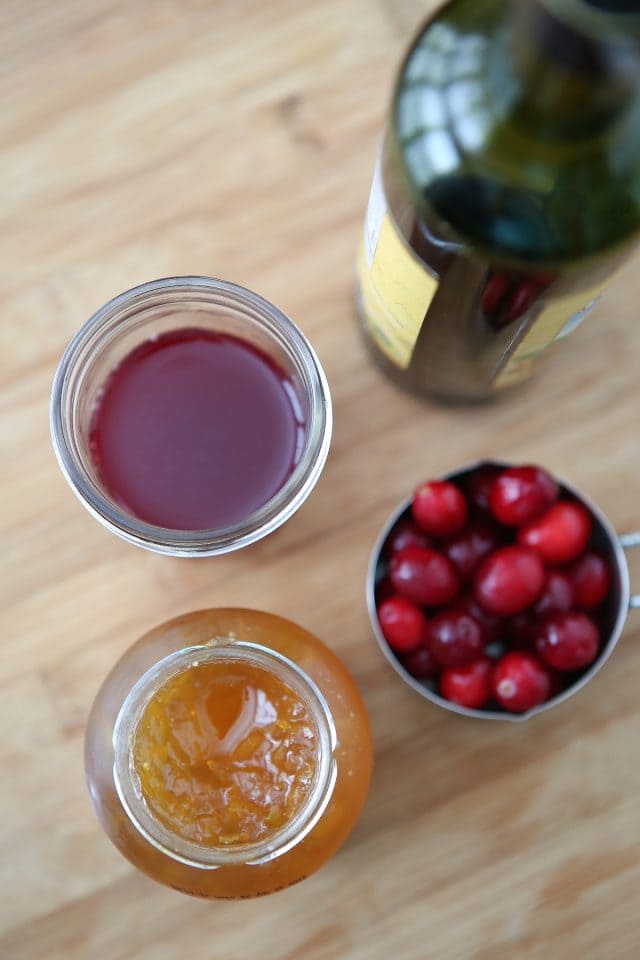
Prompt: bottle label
<box><xmin>364</xmin><ymin>154</ymin><xmax>387</xmax><ymax>268</ymax></box>
<box><xmin>494</xmin><ymin>282</ymin><xmax>607</xmax><ymax>389</ymax></box>
<box><xmin>357</xmin><ymin>158</ymin><xmax>439</xmax><ymax>370</ymax></box>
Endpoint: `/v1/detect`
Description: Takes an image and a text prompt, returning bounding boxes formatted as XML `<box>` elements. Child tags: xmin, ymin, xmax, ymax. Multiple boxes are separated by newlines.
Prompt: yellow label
<box><xmin>494</xmin><ymin>281</ymin><xmax>607</xmax><ymax>389</ymax></box>
<box><xmin>357</xmin><ymin>212</ymin><xmax>438</xmax><ymax>370</ymax></box>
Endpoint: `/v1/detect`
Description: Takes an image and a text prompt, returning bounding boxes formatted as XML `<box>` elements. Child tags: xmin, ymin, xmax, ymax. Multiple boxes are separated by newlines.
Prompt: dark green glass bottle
<box><xmin>356</xmin><ymin>0</ymin><xmax>640</xmax><ymax>400</ymax></box>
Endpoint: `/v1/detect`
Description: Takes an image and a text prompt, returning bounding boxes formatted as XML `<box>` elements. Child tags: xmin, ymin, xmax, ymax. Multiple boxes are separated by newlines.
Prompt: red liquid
<box><xmin>90</xmin><ymin>329</ymin><xmax>306</xmax><ymax>530</ymax></box>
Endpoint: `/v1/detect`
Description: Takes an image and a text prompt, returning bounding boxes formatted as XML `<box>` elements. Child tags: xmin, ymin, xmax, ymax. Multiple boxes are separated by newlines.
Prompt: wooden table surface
<box><xmin>3</xmin><ymin>1</ymin><xmax>640</xmax><ymax>957</ymax></box>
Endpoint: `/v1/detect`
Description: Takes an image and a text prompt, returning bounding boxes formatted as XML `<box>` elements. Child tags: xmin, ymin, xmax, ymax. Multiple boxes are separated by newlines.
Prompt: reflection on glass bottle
<box><xmin>356</xmin><ymin>0</ymin><xmax>640</xmax><ymax>400</ymax></box>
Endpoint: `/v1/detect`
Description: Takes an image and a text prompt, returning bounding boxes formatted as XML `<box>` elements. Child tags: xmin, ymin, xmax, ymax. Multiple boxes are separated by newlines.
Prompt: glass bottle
<box><xmin>85</xmin><ymin>608</ymin><xmax>372</xmax><ymax>899</ymax></box>
<box><xmin>356</xmin><ymin>0</ymin><xmax>640</xmax><ymax>401</ymax></box>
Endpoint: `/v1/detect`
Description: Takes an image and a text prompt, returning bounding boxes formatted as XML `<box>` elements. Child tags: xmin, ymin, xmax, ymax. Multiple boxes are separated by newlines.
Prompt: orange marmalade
<box><xmin>86</xmin><ymin>609</ymin><xmax>372</xmax><ymax>898</ymax></box>
<box><xmin>132</xmin><ymin>658</ymin><xmax>322</xmax><ymax>848</ymax></box>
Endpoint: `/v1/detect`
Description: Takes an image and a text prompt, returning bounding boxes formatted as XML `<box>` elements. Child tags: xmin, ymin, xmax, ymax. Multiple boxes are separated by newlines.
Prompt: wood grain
<box><xmin>2</xmin><ymin>1</ymin><xmax>640</xmax><ymax>957</ymax></box>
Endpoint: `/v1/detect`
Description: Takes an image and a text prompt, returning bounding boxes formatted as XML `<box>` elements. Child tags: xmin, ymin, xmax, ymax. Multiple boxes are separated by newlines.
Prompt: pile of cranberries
<box><xmin>375</xmin><ymin>464</ymin><xmax>612</xmax><ymax>714</ymax></box>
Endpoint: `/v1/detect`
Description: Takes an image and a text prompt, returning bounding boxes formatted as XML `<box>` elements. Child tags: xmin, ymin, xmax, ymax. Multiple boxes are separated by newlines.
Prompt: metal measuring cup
<box><xmin>366</xmin><ymin>460</ymin><xmax>640</xmax><ymax>722</ymax></box>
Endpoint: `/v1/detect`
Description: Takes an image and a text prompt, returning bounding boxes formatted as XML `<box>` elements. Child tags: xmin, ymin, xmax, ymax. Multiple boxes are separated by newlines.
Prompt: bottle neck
<box><xmin>112</xmin><ymin>641</ymin><xmax>337</xmax><ymax>869</ymax></box>
<box><xmin>508</xmin><ymin>0</ymin><xmax>639</xmax><ymax>135</ymax></box>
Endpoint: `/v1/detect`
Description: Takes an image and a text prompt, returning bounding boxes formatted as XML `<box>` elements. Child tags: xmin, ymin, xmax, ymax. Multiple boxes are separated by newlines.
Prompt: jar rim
<box><xmin>50</xmin><ymin>276</ymin><xmax>332</xmax><ymax>556</ymax></box>
<box><xmin>112</xmin><ymin>640</ymin><xmax>338</xmax><ymax>869</ymax></box>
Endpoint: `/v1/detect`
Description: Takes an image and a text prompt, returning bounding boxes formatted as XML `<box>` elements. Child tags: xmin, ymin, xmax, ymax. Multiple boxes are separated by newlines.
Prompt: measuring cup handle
<box><xmin>619</xmin><ymin>533</ymin><xmax>640</xmax><ymax>609</ymax></box>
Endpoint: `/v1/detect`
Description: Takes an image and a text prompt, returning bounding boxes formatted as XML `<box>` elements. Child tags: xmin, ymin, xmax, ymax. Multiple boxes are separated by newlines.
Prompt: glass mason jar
<box><xmin>85</xmin><ymin>609</ymin><xmax>372</xmax><ymax>899</ymax></box>
<box><xmin>50</xmin><ymin>276</ymin><xmax>332</xmax><ymax>556</ymax></box>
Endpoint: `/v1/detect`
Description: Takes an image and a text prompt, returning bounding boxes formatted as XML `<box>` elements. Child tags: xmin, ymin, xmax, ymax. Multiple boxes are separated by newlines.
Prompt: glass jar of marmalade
<box><xmin>85</xmin><ymin>609</ymin><xmax>372</xmax><ymax>899</ymax></box>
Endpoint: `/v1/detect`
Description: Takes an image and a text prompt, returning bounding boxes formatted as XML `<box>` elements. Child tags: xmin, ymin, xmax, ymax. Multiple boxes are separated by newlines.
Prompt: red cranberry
<box><xmin>504</xmin><ymin>279</ymin><xmax>545</xmax><ymax>324</ymax></box>
<box><xmin>534</xmin><ymin>612</ymin><xmax>599</xmax><ymax>671</ymax></box>
<box><xmin>467</xmin><ymin>466</ymin><xmax>501</xmax><ymax>513</ymax></box>
<box><xmin>412</xmin><ymin>480</ymin><xmax>468</xmax><ymax>538</ymax></box>
<box><xmin>375</xmin><ymin>576</ymin><xmax>394</xmax><ymax>604</ymax></box>
<box><xmin>401</xmin><ymin>645</ymin><xmax>438</xmax><ymax>680</ymax></box>
<box><xmin>567</xmin><ymin>552</ymin><xmax>611</xmax><ymax>610</ymax></box>
<box><xmin>440</xmin><ymin>658</ymin><xmax>492</xmax><ymax>709</ymax></box>
<box><xmin>384</xmin><ymin>517</ymin><xmax>432</xmax><ymax>557</ymax></box>
<box><xmin>389</xmin><ymin>547</ymin><xmax>459</xmax><ymax>607</ymax></box>
<box><xmin>503</xmin><ymin>613</ymin><xmax>537</xmax><ymax>650</ymax></box>
<box><xmin>377</xmin><ymin>596</ymin><xmax>427</xmax><ymax>653</ymax></box>
<box><xmin>492</xmin><ymin>652</ymin><xmax>551</xmax><ymax>712</ymax></box>
<box><xmin>473</xmin><ymin>546</ymin><xmax>545</xmax><ymax>616</ymax></box>
<box><xmin>547</xmin><ymin>670</ymin><xmax>563</xmax><ymax>700</ymax></box>
<box><xmin>481</xmin><ymin>272</ymin><xmax>509</xmax><ymax>315</ymax></box>
<box><xmin>533</xmin><ymin>570</ymin><xmax>574</xmax><ymax>617</ymax></box>
<box><xmin>489</xmin><ymin>465</ymin><xmax>559</xmax><ymax>526</ymax></box>
<box><xmin>518</xmin><ymin>500</ymin><xmax>592</xmax><ymax>565</ymax></box>
<box><xmin>454</xmin><ymin>594</ymin><xmax>503</xmax><ymax>644</ymax></box>
<box><xmin>427</xmin><ymin>610</ymin><xmax>485</xmax><ymax>667</ymax></box>
<box><xmin>445</xmin><ymin>518</ymin><xmax>500</xmax><ymax>583</ymax></box>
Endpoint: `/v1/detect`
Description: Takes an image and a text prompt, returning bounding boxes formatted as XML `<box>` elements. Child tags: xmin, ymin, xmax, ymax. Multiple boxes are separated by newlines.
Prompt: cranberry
<box><xmin>440</xmin><ymin>658</ymin><xmax>492</xmax><ymax>709</ymax></box>
<box><xmin>445</xmin><ymin>518</ymin><xmax>500</xmax><ymax>583</ymax></box>
<box><xmin>467</xmin><ymin>466</ymin><xmax>501</xmax><ymax>513</ymax></box>
<box><xmin>384</xmin><ymin>517</ymin><xmax>432</xmax><ymax>557</ymax></box>
<box><xmin>492</xmin><ymin>652</ymin><xmax>551</xmax><ymax>712</ymax></box>
<box><xmin>375</xmin><ymin>576</ymin><xmax>394</xmax><ymax>604</ymax></box>
<box><xmin>481</xmin><ymin>272</ymin><xmax>509</xmax><ymax>315</ymax></box>
<box><xmin>454</xmin><ymin>594</ymin><xmax>503</xmax><ymax>644</ymax></box>
<box><xmin>489</xmin><ymin>465</ymin><xmax>559</xmax><ymax>526</ymax></box>
<box><xmin>503</xmin><ymin>612</ymin><xmax>537</xmax><ymax>650</ymax></box>
<box><xmin>504</xmin><ymin>279</ymin><xmax>543</xmax><ymax>324</ymax></box>
<box><xmin>547</xmin><ymin>670</ymin><xmax>563</xmax><ymax>700</ymax></box>
<box><xmin>474</xmin><ymin>546</ymin><xmax>545</xmax><ymax>616</ymax></box>
<box><xmin>427</xmin><ymin>610</ymin><xmax>485</xmax><ymax>667</ymax></box>
<box><xmin>534</xmin><ymin>612</ymin><xmax>599</xmax><ymax>671</ymax></box>
<box><xmin>389</xmin><ymin>546</ymin><xmax>459</xmax><ymax>607</ymax></box>
<box><xmin>377</xmin><ymin>596</ymin><xmax>428</xmax><ymax>653</ymax></box>
<box><xmin>412</xmin><ymin>480</ymin><xmax>468</xmax><ymax>538</ymax></box>
<box><xmin>533</xmin><ymin>570</ymin><xmax>574</xmax><ymax>617</ymax></box>
<box><xmin>518</xmin><ymin>500</ymin><xmax>592</xmax><ymax>565</ymax></box>
<box><xmin>401</xmin><ymin>645</ymin><xmax>438</xmax><ymax>680</ymax></box>
<box><xmin>567</xmin><ymin>551</ymin><xmax>611</xmax><ymax>610</ymax></box>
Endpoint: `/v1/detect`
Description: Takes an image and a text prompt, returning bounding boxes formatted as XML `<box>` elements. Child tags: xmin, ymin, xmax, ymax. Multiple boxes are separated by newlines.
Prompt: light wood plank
<box><xmin>2</xmin><ymin>1</ymin><xmax>640</xmax><ymax>957</ymax></box>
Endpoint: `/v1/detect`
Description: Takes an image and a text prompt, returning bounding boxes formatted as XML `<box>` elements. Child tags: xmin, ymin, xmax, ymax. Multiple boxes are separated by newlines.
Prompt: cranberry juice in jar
<box><xmin>50</xmin><ymin>277</ymin><xmax>331</xmax><ymax>555</ymax></box>
<box><xmin>90</xmin><ymin>328</ymin><xmax>304</xmax><ymax>531</ymax></box>
<box><xmin>85</xmin><ymin>609</ymin><xmax>372</xmax><ymax>898</ymax></box>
